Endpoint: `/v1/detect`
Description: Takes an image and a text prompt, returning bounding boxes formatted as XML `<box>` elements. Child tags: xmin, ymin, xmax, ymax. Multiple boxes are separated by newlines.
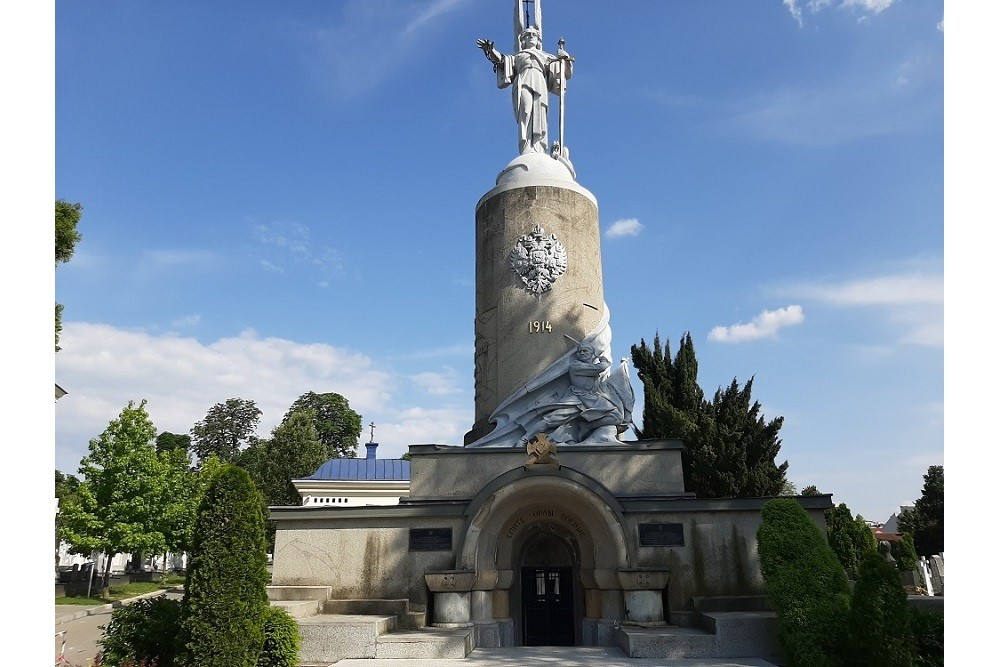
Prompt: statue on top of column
<box><xmin>477</xmin><ymin>0</ymin><xmax>573</xmax><ymax>157</ymax></box>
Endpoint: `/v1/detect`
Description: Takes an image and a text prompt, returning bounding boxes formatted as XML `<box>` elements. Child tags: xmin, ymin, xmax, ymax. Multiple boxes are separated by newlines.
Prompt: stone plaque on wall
<box><xmin>409</xmin><ymin>528</ymin><xmax>453</xmax><ymax>552</ymax></box>
<box><xmin>638</xmin><ymin>523</ymin><xmax>684</xmax><ymax>547</ymax></box>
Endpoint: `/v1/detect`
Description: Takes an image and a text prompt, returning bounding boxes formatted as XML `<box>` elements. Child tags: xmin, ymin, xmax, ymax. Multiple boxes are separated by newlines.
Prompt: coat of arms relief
<box><xmin>509</xmin><ymin>225</ymin><xmax>568</xmax><ymax>294</ymax></box>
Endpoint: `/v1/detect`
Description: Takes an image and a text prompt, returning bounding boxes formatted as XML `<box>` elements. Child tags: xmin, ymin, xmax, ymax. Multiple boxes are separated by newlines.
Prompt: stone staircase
<box><xmin>617</xmin><ymin>595</ymin><xmax>781</xmax><ymax>662</ymax></box>
<box><xmin>267</xmin><ymin>586</ymin><xmax>474</xmax><ymax>666</ymax></box>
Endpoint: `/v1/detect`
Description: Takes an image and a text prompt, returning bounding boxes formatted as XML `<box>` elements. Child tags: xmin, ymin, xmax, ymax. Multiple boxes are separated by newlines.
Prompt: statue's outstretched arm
<box><xmin>476</xmin><ymin>38</ymin><xmax>503</xmax><ymax>65</ymax></box>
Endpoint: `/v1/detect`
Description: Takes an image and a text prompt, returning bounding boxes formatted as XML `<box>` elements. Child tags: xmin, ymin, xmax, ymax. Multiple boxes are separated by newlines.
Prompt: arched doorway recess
<box><xmin>458</xmin><ymin>468</ymin><xmax>632</xmax><ymax>645</ymax></box>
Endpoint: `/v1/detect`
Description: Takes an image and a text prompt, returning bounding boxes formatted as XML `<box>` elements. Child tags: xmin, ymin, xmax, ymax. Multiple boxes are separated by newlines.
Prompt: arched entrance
<box><xmin>457</xmin><ymin>467</ymin><xmax>633</xmax><ymax>646</ymax></box>
<box><xmin>514</xmin><ymin>523</ymin><xmax>584</xmax><ymax>645</ymax></box>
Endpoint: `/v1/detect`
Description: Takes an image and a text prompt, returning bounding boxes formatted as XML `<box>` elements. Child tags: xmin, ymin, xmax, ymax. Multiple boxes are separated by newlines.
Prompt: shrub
<box><xmin>757</xmin><ymin>498</ymin><xmax>851</xmax><ymax>667</ymax></box>
<box><xmin>909</xmin><ymin>607</ymin><xmax>944</xmax><ymax>667</ymax></box>
<box><xmin>848</xmin><ymin>550</ymin><xmax>914</xmax><ymax>666</ymax></box>
<box><xmin>259</xmin><ymin>606</ymin><xmax>301</xmax><ymax>667</ymax></box>
<box><xmin>891</xmin><ymin>532</ymin><xmax>918</xmax><ymax>572</ymax></box>
<box><xmin>175</xmin><ymin>465</ymin><xmax>270</xmax><ymax>667</ymax></box>
<box><xmin>825</xmin><ymin>502</ymin><xmax>877</xmax><ymax>580</ymax></box>
<box><xmin>97</xmin><ymin>596</ymin><xmax>182</xmax><ymax>667</ymax></box>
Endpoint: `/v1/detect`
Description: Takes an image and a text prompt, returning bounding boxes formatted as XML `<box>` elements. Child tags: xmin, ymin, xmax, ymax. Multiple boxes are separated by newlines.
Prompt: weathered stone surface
<box><xmin>431</xmin><ymin>591</ymin><xmax>472</xmax><ymax>625</ymax></box>
<box><xmin>623</xmin><ymin>590</ymin><xmax>664</xmax><ymax>623</ymax></box>
<box><xmin>469</xmin><ymin>184</ymin><xmax>604</xmax><ymax>442</ymax></box>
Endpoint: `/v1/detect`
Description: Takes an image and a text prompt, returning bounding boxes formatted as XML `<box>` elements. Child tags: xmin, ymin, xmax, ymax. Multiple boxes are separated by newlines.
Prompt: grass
<box><xmin>56</xmin><ymin>580</ymin><xmax>183</xmax><ymax>605</ymax></box>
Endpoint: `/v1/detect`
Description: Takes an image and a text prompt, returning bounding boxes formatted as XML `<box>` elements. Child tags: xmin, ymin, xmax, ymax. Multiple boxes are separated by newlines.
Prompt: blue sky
<box><xmin>43</xmin><ymin>0</ymin><xmax>949</xmax><ymax>523</ymax></box>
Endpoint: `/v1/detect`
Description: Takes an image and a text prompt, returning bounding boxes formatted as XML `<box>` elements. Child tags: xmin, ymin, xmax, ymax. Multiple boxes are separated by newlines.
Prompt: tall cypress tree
<box><xmin>177</xmin><ymin>465</ymin><xmax>269</xmax><ymax>667</ymax></box>
<box><xmin>632</xmin><ymin>331</ymin><xmax>788</xmax><ymax>498</ymax></box>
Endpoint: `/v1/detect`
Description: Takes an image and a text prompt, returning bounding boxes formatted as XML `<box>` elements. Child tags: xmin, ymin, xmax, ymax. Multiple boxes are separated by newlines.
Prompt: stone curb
<box><xmin>55</xmin><ymin>587</ymin><xmax>183</xmax><ymax>626</ymax></box>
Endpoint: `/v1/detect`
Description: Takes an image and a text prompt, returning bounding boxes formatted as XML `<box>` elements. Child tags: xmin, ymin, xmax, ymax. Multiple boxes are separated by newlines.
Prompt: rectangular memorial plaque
<box><xmin>638</xmin><ymin>523</ymin><xmax>685</xmax><ymax>547</ymax></box>
<box><xmin>408</xmin><ymin>528</ymin><xmax>453</xmax><ymax>552</ymax></box>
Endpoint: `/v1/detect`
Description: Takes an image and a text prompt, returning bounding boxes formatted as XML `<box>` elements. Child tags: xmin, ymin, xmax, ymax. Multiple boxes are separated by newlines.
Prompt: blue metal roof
<box><xmin>306</xmin><ymin>456</ymin><xmax>410</xmax><ymax>481</ymax></box>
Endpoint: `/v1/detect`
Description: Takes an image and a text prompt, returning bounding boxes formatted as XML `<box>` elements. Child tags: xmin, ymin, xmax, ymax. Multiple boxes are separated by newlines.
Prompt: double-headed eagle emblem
<box><xmin>509</xmin><ymin>225</ymin><xmax>568</xmax><ymax>294</ymax></box>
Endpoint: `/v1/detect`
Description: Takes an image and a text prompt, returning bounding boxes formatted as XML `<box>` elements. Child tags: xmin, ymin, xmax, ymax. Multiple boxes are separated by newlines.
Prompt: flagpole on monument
<box><xmin>557</xmin><ymin>37</ymin><xmax>572</xmax><ymax>158</ymax></box>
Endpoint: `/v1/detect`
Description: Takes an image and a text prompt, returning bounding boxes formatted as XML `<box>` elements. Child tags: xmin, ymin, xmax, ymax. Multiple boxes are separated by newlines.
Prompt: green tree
<box><xmin>632</xmin><ymin>332</ymin><xmax>788</xmax><ymax>498</ymax></box>
<box><xmin>801</xmin><ymin>485</ymin><xmax>822</xmax><ymax>496</ymax></box>
<box><xmin>847</xmin><ymin>550</ymin><xmax>914</xmax><ymax>666</ymax></box>
<box><xmin>890</xmin><ymin>532</ymin><xmax>918</xmax><ymax>573</ymax></box>
<box><xmin>156</xmin><ymin>431</ymin><xmax>192</xmax><ymax>454</ymax></box>
<box><xmin>757</xmin><ymin>498</ymin><xmax>851</xmax><ymax>667</ymax></box>
<box><xmin>282</xmin><ymin>391</ymin><xmax>362</xmax><ymax>459</ymax></box>
<box><xmin>241</xmin><ymin>410</ymin><xmax>327</xmax><ymax>507</ymax></box>
<box><xmin>55</xmin><ymin>470</ymin><xmax>82</xmax><ymax>565</ymax></box>
<box><xmin>825</xmin><ymin>503</ymin><xmax>878</xmax><ymax>580</ymax></box>
<box><xmin>177</xmin><ymin>465</ymin><xmax>269</xmax><ymax>667</ymax></box>
<box><xmin>58</xmin><ymin>401</ymin><xmax>167</xmax><ymax>593</ymax></box>
<box><xmin>190</xmin><ymin>397</ymin><xmax>261</xmax><ymax>463</ymax></box>
<box><xmin>630</xmin><ymin>333</ymin><xmax>701</xmax><ymax>442</ymax></box>
<box><xmin>55</xmin><ymin>199</ymin><xmax>83</xmax><ymax>352</ymax></box>
<box><xmin>897</xmin><ymin>466</ymin><xmax>943</xmax><ymax>557</ymax></box>
<box><xmin>155</xmin><ymin>445</ymin><xmax>200</xmax><ymax>569</ymax></box>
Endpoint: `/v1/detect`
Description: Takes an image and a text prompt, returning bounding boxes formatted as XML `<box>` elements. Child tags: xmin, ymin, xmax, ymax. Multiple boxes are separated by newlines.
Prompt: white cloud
<box><xmin>605</xmin><ymin>218</ymin><xmax>645</xmax><ymax>239</ymax></box>
<box><xmin>404</xmin><ymin>0</ymin><xmax>472</xmax><ymax>35</ymax></box>
<box><xmin>302</xmin><ymin>0</ymin><xmax>471</xmax><ymax>99</ymax></box>
<box><xmin>54</xmin><ymin>322</ymin><xmax>473</xmax><ymax>472</ymax></box>
<box><xmin>774</xmin><ymin>267</ymin><xmax>944</xmax><ymax>347</ymax></box>
<box><xmin>783</xmin><ymin>0</ymin><xmax>896</xmax><ymax>26</ymax></box>
<box><xmin>252</xmin><ymin>220</ymin><xmax>345</xmax><ymax>277</ymax></box>
<box><xmin>790</xmin><ymin>274</ymin><xmax>943</xmax><ymax>306</ymax></box>
<box><xmin>708</xmin><ymin>305</ymin><xmax>805</xmax><ymax>343</ymax></box>
<box><xmin>410</xmin><ymin>367</ymin><xmax>463</xmax><ymax>396</ymax></box>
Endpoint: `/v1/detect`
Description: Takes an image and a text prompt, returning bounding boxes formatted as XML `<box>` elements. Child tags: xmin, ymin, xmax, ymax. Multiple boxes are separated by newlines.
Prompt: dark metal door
<box><xmin>521</xmin><ymin>566</ymin><xmax>574</xmax><ymax>646</ymax></box>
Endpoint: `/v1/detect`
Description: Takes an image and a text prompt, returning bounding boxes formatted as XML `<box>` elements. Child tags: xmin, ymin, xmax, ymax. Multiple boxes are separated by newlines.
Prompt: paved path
<box><xmin>336</xmin><ymin>648</ymin><xmax>778</xmax><ymax>666</ymax></box>
<box><xmin>54</xmin><ymin>590</ymin><xmax>183</xmax><ymax>666</ymax></box>
<box><xmin>55</xmin><ymin>600</ymin><xmax>778</xmax><ymax>666</ymax></box>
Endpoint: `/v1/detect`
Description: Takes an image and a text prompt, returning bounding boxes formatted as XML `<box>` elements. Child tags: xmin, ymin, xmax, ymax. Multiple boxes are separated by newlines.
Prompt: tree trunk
<box><xmin>102</xmin><ymin>552</ymin><xmax>113</xmax><ymax>597</ymax></box>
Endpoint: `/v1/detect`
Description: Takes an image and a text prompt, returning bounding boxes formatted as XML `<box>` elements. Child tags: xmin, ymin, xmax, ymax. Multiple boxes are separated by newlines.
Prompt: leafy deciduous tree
<box><xmin>282</xmin><ymin>391</ymin><xmax>362</xmax><ymax>459</ymax></box>
<box><xmin>156</xmin><ymin>431</ymin><xmax>192</xmax><ymax>454</ymax></box>
<box><xmin>58</xmin><ymin>401</ymin><xmax>167</xmax><ymax>592</ymax></box>
<box><xmin>55</xmin><ymin>199</ymin><xmax>83</xmax><ymax>352</ymax></box>
<box><xmin>190</xmin><ymin>398</ymin><xmax>261</xmax><ymax>463</ymax></box>
<box><xmin>241</xmin><ymin>410</ymin><xmax>327</xmax><ymax>507</ymax></box>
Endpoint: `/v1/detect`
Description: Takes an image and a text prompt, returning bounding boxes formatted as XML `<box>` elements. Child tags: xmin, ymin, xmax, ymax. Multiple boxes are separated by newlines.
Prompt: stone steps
<box><xmin>297</xmin><ymin>614</ymin><xmax>397</xmax><ymax>664</ymax></box>
<box><xmin>271</xmin><ymin>598</ymin><xmax>324</xmax><ymax>618</ymax></box>
<box><xmin>617</xmin><ymin>611</ymin><xmax>780</xmax><ymax>661</ymax></box>
<box><xmin>375</xmin><ymin>626</ymin><xmax>475</xmax><ymax>659</ymax></box>
<box><xmin>296</xmin><ymin>613</ymin><xmax>473</xmax><ymax>665</ymax></box>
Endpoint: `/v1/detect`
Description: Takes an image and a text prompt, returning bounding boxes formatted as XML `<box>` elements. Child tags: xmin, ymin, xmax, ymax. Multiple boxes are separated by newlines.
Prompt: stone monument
<box><xmin>466</xmin><ymin>0</ymin><xmax>634</xmax><ymax>448</ymax></box>
<box><xmin>267</xmin><ymin>3</ymin><xmax>833</xmax><ymax>660</ymax></box>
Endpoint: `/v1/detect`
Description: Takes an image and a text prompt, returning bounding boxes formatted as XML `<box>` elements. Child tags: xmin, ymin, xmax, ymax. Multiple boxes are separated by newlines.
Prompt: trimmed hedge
<box><xmin>97</xmin><ymin>596</ymin><xmax>182</xmax><ymax>667</ymax></box>
<box><xmin>259</xmin><ymin>606</ymin><xmax>301</xmax><ymax>667</ymax></box>
<box><xmin>848</xmin><ymin>550</ymin><xmax>914</xmax><ymax>666</ymax></box>
<box><xmin>176</xmin><ymin>465</ymin><xmax>270</xmax><ymax>667</ymax></box>
<box><xmin>757</xmin><ymin>498</ymin><xmax>851</xmax><ymax>667</ymax></box>
<box><xmin>909</xmin><ymin>607</ymin><xmax>944</xmax><ymax>667</ymax></box>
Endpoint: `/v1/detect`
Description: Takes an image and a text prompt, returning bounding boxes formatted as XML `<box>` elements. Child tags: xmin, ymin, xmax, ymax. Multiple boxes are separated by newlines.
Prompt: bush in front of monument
<box><xmin>908</xmin><ymin>606</ymin><xmax>944</xmax><ymax>667</ymax></box>
<box><xmin>757</xmin><ymin>498</ymin><xmax>851</xmax><ymax>667</ymax></box>
<box><xmin>258</xmin><ymin>606</ymin><xmax>301</xmax><ymax>667</ymax></box>
<box><xmin>97</xmin><ymin>595</ymin><xmax>183</xmax><ymax>666</ymax></box>
<box><xmin>847</xmin><ymin>550</ymin><xmax>915</xmax><ymax>666</ymax></box>
<box><xmin>175</xmin><ymin>464</ymin><xmax>273</xmax><ymax>667</ymax></box>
